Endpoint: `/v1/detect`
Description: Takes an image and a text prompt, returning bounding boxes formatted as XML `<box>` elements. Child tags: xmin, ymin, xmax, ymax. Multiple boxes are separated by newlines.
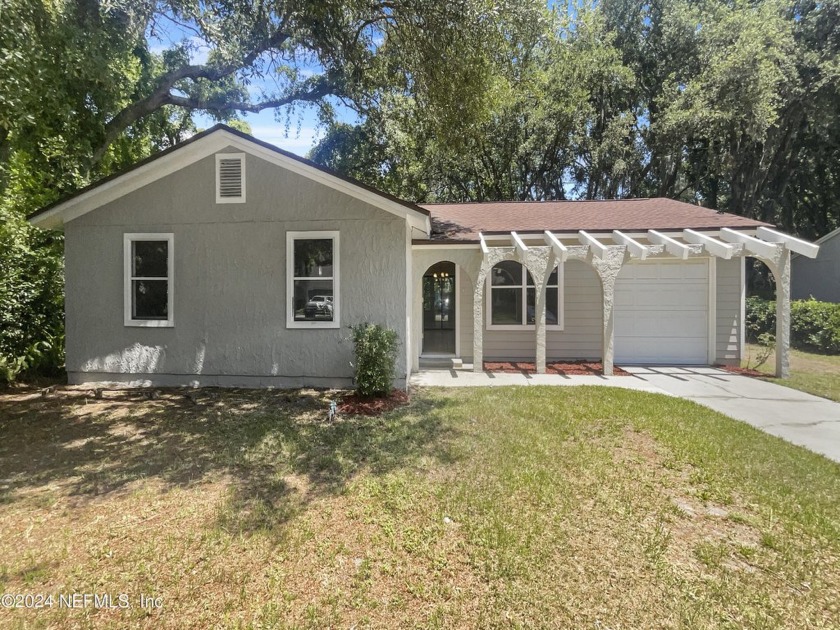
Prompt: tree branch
<box><xmin>93</xmin><ymin>29</ymin><xmax>294</xmax><ymax>164</ymax></box>
<box><xmin>163</xmin><ymin>81</ymin><xmax>335</xmax><ymax>114</ymax></box>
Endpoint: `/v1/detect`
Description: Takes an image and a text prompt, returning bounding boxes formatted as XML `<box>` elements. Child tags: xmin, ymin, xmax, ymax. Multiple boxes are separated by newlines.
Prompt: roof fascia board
<box><xmin>29</xmin><ymin>134</ymin><xmax>231</xmax><ymax>229</ymax></box>
<box><xmin>221</xmin><ymin>134</ymin><xmax>430</xmax><ymax>233</ymax></box>
<box><xmin>30</xmin><ymin>129</ymin><xmax>430</xmax><ymax>234</ymax></box>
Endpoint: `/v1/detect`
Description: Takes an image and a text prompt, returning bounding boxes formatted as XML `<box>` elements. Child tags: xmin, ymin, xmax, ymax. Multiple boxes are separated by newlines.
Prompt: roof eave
<box><xmin>28</xmin><ymin>125</ymin><xmax>431</xmax><ymax>233</ymax></box>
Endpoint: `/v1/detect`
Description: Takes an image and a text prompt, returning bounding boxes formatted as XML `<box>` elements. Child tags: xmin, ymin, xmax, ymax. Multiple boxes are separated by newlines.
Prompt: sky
<box><xmin>147</xmin><ymin>25</ymin><xmax>358</xmax><ymax>157</ymax></box>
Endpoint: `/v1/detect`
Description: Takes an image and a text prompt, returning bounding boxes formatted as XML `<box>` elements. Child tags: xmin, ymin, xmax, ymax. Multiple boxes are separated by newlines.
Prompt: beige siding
<box><xmin>466</xmin><ymin>260</ymin><xmax>602</xmax><ymax>361</ymax></box>
<box><xmin>715</xmin><ymin>257</ymin><xmax>743</xmax><ymax>365</ymax></box>
<box><xmin>458</xmin><ymin>266</ymin><xmax>474</xmax><ymax>358</ymax></box>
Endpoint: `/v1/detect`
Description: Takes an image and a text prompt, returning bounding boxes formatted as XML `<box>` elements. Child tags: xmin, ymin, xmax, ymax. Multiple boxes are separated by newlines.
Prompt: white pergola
<box><xmin>466</xmin><ymin>227</ymin><xmax>819</xmax><ymax>377</ymax></box>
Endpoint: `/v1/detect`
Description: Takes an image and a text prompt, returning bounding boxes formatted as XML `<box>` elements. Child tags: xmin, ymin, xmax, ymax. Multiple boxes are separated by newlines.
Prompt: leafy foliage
<box><xmin>745</xmin><ymin>297</ymin><xmax>840</xmax><ymax>354</ymax></box>
<box><xmin>349</xmin><ymin>323</ymin><xmax>400</xmax><ymax>398</ymax></box>
<box><xmin>311</xmin><ymin>0</ymin><xmax>840</xmax><ymax>240</ymax></box>
<box><xmin>0</xmin><ymin>207</ymin><xmax>64</xmax><ymax>384</ymax></box>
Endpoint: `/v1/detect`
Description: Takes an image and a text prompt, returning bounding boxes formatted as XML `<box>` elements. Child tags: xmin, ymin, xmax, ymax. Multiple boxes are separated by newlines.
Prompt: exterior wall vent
<box><xmin>215</xmin><ymin>153</ymin><xmax>246</xmax><ymax>203</ymax></box>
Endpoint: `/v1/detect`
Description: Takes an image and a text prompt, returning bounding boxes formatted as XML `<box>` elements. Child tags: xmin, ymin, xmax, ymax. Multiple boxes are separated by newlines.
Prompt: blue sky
<box><xmin>147</xmin><ymin>24</ymin><xmax>358</xmax><ymax>157</ymax></box>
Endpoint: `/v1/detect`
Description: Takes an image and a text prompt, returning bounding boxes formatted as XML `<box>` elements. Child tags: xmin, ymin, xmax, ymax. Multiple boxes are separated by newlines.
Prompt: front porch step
<box><xmin>419</xmin><ymin>357</ymin><xmax>463</xmax><ymax>370</ymax></box>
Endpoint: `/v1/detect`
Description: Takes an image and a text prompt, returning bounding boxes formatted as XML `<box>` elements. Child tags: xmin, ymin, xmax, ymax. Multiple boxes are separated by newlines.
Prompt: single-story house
<box><xmin>792</xmin><ymin>226</ymin><xmax>840</xmax><ymax>302</ymax></box>
<box><xmin>28</xmin><ymin>125</ymin><xmax>820</xmax><ymax>388</ymax></box>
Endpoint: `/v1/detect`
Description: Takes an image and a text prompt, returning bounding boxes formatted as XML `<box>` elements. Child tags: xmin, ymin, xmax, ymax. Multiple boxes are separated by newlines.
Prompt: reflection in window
<box><xmin>489</xmin><ymin>261</ymin><xmax>560</xmax><ymax>327</ymax></box>
<box><xmin>130</xmin><ymin>239</ymin><xmax>169</xmax><ymax>320</ymax></box>
<box><xmin>291</xmin><ymin>236</ymin><xmax>336</xmax><ymax>322</ymax></box>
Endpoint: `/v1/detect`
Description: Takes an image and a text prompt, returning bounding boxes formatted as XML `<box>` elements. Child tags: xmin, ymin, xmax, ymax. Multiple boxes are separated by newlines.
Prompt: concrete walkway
<box><xmin>409</xmin><ymin>368</ymin><xmax>666</xmax><ymax>393</ymax></box>
<box><xmin>409</xmin><ymin>366</ymin><xmax>840</xmax><ymax>463</ymax></box>
<box><xmin>624</xmin><ymin>367</ymin><xmax>840</xmax><ymax>463</ymax></box>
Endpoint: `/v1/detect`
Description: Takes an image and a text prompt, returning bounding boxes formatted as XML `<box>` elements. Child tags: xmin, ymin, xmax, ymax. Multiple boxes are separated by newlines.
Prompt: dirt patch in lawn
<box><xmin>483</xmin><ymin>360</ymin><xmax>629</xmax><ymax>375</ymax></box>
<box><xmin>612</xmin><ymin>428</ymin><xmax>765</xmax><ymax>576</ymax></box>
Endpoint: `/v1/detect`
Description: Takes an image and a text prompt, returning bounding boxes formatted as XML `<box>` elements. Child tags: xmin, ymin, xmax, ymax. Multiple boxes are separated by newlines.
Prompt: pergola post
<box><xmin>585</xmin><ymin>246</ymin><xmax>627</xmax><ymax>376</ymax></box>
<box><xmin>774</xmin><ymin>248</ymin><xmax>792</xmax><ymax>378</ymax></box>
<box><xmin>720</xmin><ymin>229</ymin><xmax>798</xmax><ymax>379</ymax></box>
<box><xmin>523</xmin><ymin>249</ymin><xmax>553</xmax><ymax>374</ymax></box>
<box><xmin>472</xmin><ymin>266</ymin><xmax>488</xmax><ymax>373</ymax></box>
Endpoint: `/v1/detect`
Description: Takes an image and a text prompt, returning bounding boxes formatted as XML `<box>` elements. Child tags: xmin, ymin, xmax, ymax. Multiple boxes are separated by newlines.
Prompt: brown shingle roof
<box><xmin>419</xmin><ymin>198</ymin><xmax>770</xmax><ymax>241</ymax></box>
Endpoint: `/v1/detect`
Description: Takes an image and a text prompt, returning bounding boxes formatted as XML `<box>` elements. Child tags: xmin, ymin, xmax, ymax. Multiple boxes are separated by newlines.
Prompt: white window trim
<box><xmin>286</xmin><ymin>230</ymin><xmax>340</xmax><ymax>329</ymax></box>
<box><xmin>486</xmin><ymin>261</ymin><xmax>565</xmax><ymax>331</ymax></box>
<box><xmin>215</xmin><ymin>153</ymin><xmax>246</xmax><ymax>203</ymax></box>
<box><xmin>123</xmin><ymin>233</ymin><xmax>175</xmax><ymax>327</ymax></box>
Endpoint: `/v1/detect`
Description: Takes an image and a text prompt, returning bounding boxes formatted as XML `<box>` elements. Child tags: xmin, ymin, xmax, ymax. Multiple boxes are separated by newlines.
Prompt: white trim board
<box><xmin>123</xmin><ymin>233</ymin><xmax>175</xmax><ymax>328</ymax></box>
<box><xmin>286</xmin><ymin>230</ymin><xmax>340</xmax><ymax>329</ymax></box>
<box><xmin>29</xmin><ymin>128</ymin><xmax>431</xmax><ymax>234</ymax></box>
<box><xmin>215</xmin><ymin>152</ymin><xmax>246</xmax><ymax>204</ymax></box>
<box><xmin>484</xmin><ymin>261</ymin><xmax>565</xmax><ymax>332</ymax></box>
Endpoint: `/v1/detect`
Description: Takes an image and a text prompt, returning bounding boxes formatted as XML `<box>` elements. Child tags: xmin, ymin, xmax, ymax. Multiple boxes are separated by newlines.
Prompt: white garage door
<box><xmin>615</xmin><ymin>259</ymin><xmax>709</xmax><ymax>365</ymax></box>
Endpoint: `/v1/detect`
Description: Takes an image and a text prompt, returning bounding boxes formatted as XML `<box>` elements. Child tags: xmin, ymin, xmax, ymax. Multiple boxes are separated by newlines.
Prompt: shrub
<box><xmin>0</xmin><ymin>207</ymin><xmax>65</xmax><ymax>384</ymax></box>
<box><xmin>0</xmin><ymin>331</ymin><xmax>65</xmax><ymax>385</ymax></box>
<box><xmin>745</xmin><ymin>297</ymin><xmax>840</xmax><ymax>354</ymax></box>
<box><xmin>745</xmin><ymin>296</ymin><xmax>776</xmax><ymax>342</ymax></box>
<box><xmin>349</xmin><ymin>323</ymin><xmax>400</xmax><ymax>397</ymax></box>
<box><xmin>791</xmin><ymin>300</ymin><xmax>840</xmax><ymax>353</ymax></box>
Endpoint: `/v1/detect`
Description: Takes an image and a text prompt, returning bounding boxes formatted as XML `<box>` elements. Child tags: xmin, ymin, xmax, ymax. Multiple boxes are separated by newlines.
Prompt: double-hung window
<box><xmin>487</xmin><ymin>260</ymin><xmax>563</xmax><ymax>330</ymax></box>
<box><xmin>286</xmin><ymin>231</ymin><xmax>339</xmax><ymax>328</ymax></box>
<box><xmin>124</xmin><ymin>233</ymin><xmax>174</xmax><ymax>327</ymax></box>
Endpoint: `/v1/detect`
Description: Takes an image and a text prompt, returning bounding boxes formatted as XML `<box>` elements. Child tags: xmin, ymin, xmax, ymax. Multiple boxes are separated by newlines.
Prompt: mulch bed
<box><xmin>483</xmin><ymin>360</ymin><xmax>630</xmax><ymax>376</ymax></box>
<box><xmin>717</xmin><ymin>365</ymin><xmax>771</xmax><ymax>378</ymax></box>
<box><xmin>338</xmin><ymin>389</ymin><xmax>410</xmax><ymax>416</ymax></box>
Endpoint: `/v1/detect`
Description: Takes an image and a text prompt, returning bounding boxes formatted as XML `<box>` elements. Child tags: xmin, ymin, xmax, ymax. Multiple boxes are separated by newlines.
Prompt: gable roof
<box><xmin>419</xmin><ymin>198</ymin><xmax>772</xmax><ymax>242</ymax></box>
<box><xmin>813</xmin><ymin>226</ymin><xmax>840</xmax><ymax>246</ymax></box>
<box><xmin>28</xmin><ymin>124</ymin><xmax>431</xmax><ymax>232</ymax></box>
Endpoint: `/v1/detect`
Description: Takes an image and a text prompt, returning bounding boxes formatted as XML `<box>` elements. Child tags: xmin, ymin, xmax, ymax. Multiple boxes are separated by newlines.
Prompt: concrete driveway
<box><xmin>624</xmin><ymin>367</ymin><xmax>840</xmax><ymax>463</ymax></box>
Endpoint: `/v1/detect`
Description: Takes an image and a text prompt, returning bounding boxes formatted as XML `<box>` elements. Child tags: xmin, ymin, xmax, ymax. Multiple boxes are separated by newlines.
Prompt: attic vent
<box><xmin>215</xmin><ymin>153</ymin><xmax>246</xmax><ymax>203</ymax></box>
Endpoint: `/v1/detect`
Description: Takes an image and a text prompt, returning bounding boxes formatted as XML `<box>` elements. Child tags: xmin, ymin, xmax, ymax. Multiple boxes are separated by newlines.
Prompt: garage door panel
<box><xmin>615</xmin><ymin>260</ymin><xmax>709</xmax><ymax>365</ymax></box>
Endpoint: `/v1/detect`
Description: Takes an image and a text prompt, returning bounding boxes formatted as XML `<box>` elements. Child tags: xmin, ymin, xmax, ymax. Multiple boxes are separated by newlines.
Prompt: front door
<box><xmin>422</xmin><ymin>262</ymin><xmax>456</xmax><ymax>354</ymax></box>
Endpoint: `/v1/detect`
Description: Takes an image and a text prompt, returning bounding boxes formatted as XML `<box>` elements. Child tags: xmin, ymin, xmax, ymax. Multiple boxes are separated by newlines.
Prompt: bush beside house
<box><xmin>349</xmin><ymin>323</ymin><xmax>400</xmax><ymax>397</ymax></box>
<box><xmin>746</xmin><ymin>297</ymin><xmax>840</xmax><ymax>354</ymax></box>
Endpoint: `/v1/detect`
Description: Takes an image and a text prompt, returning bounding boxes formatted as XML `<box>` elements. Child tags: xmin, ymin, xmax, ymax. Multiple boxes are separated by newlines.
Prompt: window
<box><xmin>486</xmin><ymin>260</ymin><xmax>563</xmax><ymax>330</ymax></box>
<box><xmin>215</xmin><ymin>153</ymin><xmax>246</xmax><ymax>203</ymax></box>
<box><xmin>124</xmin><ymin>233</ymin><xmax>174</xmax><ymax>327</ymax></box>
<box><xmin>286</xmin><ymin>231</ymin><xmax>339</xmax><ymax>328</ymax></box>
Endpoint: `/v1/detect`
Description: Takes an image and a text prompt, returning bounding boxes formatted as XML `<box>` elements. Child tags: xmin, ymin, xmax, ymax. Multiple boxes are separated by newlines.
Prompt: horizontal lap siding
<box><xmin>716</xmin><ymin>257</ymin><xmax>742</xmax><ymax>365</ymax></box>
<box><xmin>474</xmin><ymin>260</ymin><xmax>602</xmax><ymax>361</ymax></box>
<box><xmin>458</xmin><ymin>267</ymin><xmax>474</xmax><ymax>358</ymax></box>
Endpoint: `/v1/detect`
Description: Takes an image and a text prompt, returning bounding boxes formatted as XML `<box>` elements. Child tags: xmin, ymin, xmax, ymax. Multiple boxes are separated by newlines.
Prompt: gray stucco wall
<box><xmin>792</xmin><ymin>234</ymin><xmax>840</xmax><ymax>302</ymax></box>
<box><xmin>715</xmin><ymin>257</ymin><xmax>743</xmax><ymax>366</ymax></box>
<box><xmin>65</xmin><ymin>148</ymin><xmax>409</xmax><ymax>387</ymax></box>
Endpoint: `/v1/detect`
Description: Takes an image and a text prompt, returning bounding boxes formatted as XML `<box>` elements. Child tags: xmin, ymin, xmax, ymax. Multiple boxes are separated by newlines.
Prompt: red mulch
<box><xmin>338</xmin><ymin>389</ymin><xmax>410</xmax><ymax>416</ymax></box>
<box><xmin>717</xmin><ymin>365</ymin><xmax>770</xmax><ymax>378</ymax></box>
<box><xmin>483</xmin><ymin>360</ymin><xmax>630</xmax><ymax>376</ymax></box>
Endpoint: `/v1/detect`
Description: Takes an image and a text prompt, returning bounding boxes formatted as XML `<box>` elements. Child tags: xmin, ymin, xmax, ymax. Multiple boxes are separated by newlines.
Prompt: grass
<box><xmin>0</xmin><ymin>385</ymin><xmax>838</xmax><ymax>628</ymax></box>
<box><xmin>742</xmin><ymin>343</ymin><xmax>840</xmax><ymax>402</ymax></box>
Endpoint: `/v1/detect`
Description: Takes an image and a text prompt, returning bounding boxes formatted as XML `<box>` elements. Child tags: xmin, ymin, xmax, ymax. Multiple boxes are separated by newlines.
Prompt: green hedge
<box><xmin>746</xmin><ymin>297</ymin><xmax>840</xmax><ymax>354</ymax></box>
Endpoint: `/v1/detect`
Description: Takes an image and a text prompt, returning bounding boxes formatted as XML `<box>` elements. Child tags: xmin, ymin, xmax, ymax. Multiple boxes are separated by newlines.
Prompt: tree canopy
<box><xmin>311</xmin><ymin>0</ymin><xmax>840</xmax><ymax>239</ymax></box>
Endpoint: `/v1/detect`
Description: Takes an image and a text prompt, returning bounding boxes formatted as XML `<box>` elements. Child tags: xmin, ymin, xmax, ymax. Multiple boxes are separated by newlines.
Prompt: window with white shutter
<box><xmin>215</xmin><ymin>153</ymin><xmax>246</xmax><ymax>203</ymax></box>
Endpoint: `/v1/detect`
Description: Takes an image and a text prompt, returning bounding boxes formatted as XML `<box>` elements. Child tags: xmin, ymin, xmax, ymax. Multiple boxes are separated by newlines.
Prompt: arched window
<box><xmin>487</xmin><ymin>261</ymin><xmax>563</xmax><ymax>329</ymax></box>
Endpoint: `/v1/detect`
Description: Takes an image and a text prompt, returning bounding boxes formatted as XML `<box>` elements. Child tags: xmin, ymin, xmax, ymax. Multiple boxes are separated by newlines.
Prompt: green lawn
<box><xmin>742</xmin><ymin>343</ymin><xmax>840</xmax><ymax>402</ymax></box>
<box><xmin>0</xmin><ymin>386</ymin><xmax>838</xmax><ymax>628</ymax></box>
